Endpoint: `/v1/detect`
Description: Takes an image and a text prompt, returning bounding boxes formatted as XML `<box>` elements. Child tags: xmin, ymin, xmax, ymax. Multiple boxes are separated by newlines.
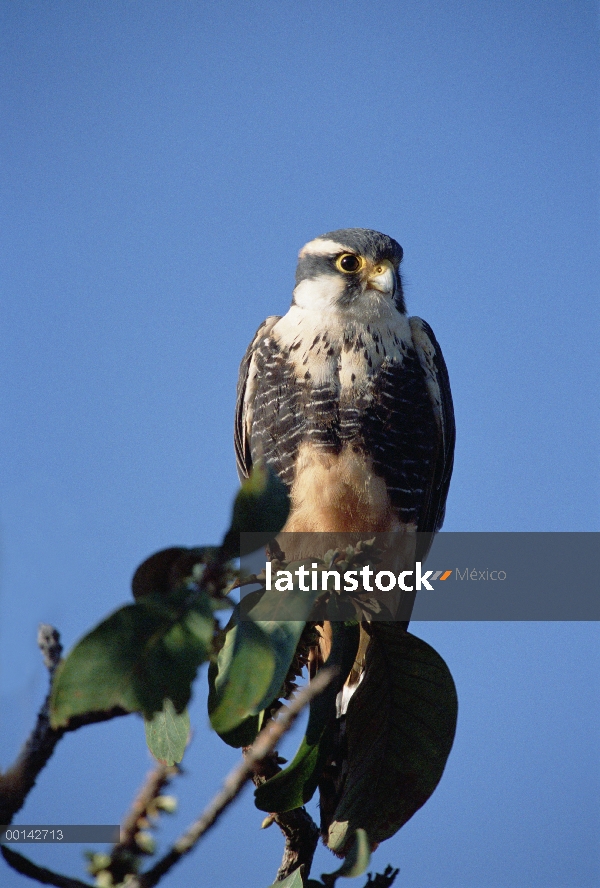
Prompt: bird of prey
<box><xmin>235</xmin><ymin>227</ymin><xmax>454</xmax><ymax>550</ymax></box>
<box><xmin>235</xmin><ymin>228</ymin><xmax>455</xmax><ymax>840</ymax></box>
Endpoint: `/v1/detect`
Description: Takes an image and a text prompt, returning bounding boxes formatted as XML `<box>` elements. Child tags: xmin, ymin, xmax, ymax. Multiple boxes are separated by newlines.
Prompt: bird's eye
<box><xmin>336</xmin><ymin>253</ymin><xmax>363</xmax><ymax>274</ymax></box>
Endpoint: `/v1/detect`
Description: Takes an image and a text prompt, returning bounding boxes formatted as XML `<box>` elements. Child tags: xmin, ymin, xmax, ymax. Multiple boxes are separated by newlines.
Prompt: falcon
<box><xmin>235</xmin><ymin>228</ymin><xmax>455</xmax><ymax>840</ymax></box>
<box><xmin>235</xmin><ymin>228</ymin><xmax>454</xmax><ymax>553</ymax></box>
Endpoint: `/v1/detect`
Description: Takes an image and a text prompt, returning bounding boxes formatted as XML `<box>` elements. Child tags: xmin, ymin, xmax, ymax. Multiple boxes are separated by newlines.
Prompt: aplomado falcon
<box><xmin>235</xmin><ymin>229</ymin><xmax>455</xmax><ymax>836</ymax></box>
<box><xmin>235</xmin><ymin>228</ymin><xmax>454</xmax><ymax>551</ymax></box>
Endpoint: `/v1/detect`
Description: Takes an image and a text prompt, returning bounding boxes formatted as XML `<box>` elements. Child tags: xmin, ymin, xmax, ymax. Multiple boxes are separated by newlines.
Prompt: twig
<box><xmin>133</xmin><ymin>669</ymin><xmax>336</xmax><ymax>888</ymax></box>
<box><xmin>249</xmin><ymin>746</ymin><xmax>319</xmax><ymax>882</ymax></box>
<box><xmin>37</xmin><ymin>625</ymin><xmax>63</xmax><ymax>673</ymax></box>
<box><xmin>362</xmin><ymin>865</ymin><xmax>400</xmax><ymax>887</ymax></box>
<box><xmin>118</xmin><ymin>763</ymin><xmax>176</xmax><ymax>850</ymax></box>
<box><xmin>103</xmin><ymin>763</ymin><xmax>178</xmax><ymax>885</ymax></box>
<box><xmin>0</xmin><ymin>724</ymin><xmax>175</xmax><ymax>888</ymax></box>
<box><xmin>0</xmin><ymin>625</ymin><xmax>128</xmax><ymax>826</ymax></box>
<box><xmin>272</xmin><ymin>806</ymin><xmax>320</xmax><ymax>882</ymax></box>
<box><xmin>0</xmin><ymin>845</ymin><xmax>94</xmax><ymax>888</ymax></box>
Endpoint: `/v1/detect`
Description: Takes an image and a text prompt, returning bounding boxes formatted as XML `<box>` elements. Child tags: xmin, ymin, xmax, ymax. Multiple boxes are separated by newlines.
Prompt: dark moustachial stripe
<box><xmin>294</xmin><ymin>253</ymin><xmax>339</xmax><ymax>285</ymax></box>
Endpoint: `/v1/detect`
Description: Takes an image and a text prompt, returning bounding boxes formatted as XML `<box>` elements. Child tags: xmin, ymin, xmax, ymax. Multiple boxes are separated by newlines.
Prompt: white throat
<box><xmin>292</xmin><ymin>274</ymin><xmax>346</xmax><ymax>312</ymax></box>
<box><xmin>292</xmin><ymin>274</ymin><xmax>400</xmax><ymax>326</ymax></box>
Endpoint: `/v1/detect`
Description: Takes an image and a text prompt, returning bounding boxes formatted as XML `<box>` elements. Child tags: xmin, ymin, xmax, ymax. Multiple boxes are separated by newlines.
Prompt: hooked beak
<box><xmin>366</xmin><ymin>260</ymin><xmax>396</xmax><ymax>296</ymax></box>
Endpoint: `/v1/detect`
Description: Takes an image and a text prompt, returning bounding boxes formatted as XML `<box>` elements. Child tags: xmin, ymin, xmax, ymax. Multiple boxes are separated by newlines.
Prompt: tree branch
<box><xmin>133</xmin><ymin>669</ymin><xmax>336</xmax><ymax>888</ymax></box>
<box><xmin>118</xmin><ymin>763</ymin><xmax>176</xmax><ymax>850</ymax></box>
<box><xmin>250</xmin><ymin>748</ymin><xmax>320</xmax><ymax>882</ymax></box>
<box><xmin>0</xmin><ymin>625</ymin><xmax>128</xmax><ymax>826</ymax></box>
<box><xmin>0</xmin><ymin>845</ymin><xmax>94</xmax><ymax>888</ymax></box>
<box><xmin>272</xmin><ymin>806</ymin><xmax>320</xmax><ymax>883</ymax></box>
<box><xmin>102</xmin><ymin>762</ymin><xmax>178</xmax><ymax>885</ymax></box>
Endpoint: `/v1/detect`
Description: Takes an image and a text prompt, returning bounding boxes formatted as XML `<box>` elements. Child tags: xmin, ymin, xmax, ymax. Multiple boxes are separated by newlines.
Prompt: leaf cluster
<box><xmin>49</xmin><ymin>464</ymin><xmax>289</xmax><ymax>764</ymax></box>
<box><xmin>23</xmin><ymin>462</ymin><xmax>457</xmax><ymax>887</ymax></box>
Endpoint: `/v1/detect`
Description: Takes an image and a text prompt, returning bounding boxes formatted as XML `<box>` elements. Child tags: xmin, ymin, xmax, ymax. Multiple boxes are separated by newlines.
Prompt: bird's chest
<box><xmin>259</xmin><ymin>311</ymin><xmax>418</xmax><ymax>457</ymax></box>
<box><xmin>284</xmin><ymin>314</ymin><xmax>414</xmax><ymax>412</ymax></box>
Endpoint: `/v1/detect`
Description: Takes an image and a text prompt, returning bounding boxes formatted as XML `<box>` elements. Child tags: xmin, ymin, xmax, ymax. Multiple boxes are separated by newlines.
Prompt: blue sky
<box><xmin>1</xmin><ymin>2</ymin><xmax>598</xmax><ymax>886</ymax></box>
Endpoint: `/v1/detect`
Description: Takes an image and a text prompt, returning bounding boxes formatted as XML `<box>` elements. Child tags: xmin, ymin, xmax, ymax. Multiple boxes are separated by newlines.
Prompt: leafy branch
<box><xmin>0</xmin><ymin>465</ymin><xmax>456</xmax><ymax>886</ymax></box>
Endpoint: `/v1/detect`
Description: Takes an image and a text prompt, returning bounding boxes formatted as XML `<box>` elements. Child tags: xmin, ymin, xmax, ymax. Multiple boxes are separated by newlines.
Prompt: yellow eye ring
<box><xmin>335</xmin><ymin>253</ymin><xmax>364</xmax><ymax>274</ymax></box>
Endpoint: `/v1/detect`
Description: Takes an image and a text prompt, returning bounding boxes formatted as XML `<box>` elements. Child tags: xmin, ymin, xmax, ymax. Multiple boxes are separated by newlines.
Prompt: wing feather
<box><xmin>409</xmin><ymin>316</ymin><xmax>455</xmax><ymax>553</ymax></box>
<box><xmin>234</xmin><ymin>316</ymin><xmax>281</xmax><ymax>481</ymax></box>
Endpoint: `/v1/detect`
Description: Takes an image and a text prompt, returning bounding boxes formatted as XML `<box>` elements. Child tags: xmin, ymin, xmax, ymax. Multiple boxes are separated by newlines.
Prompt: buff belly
<box><xmin>283</xmin><ymin>441</ymin><xmax>400</xmax><ymax>534</ymax></box>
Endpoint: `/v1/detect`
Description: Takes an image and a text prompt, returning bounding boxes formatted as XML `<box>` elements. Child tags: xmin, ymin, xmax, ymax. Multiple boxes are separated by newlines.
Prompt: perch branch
<box><xmin>272</xmin><ymin>805</ymin><xmax>320</xmax><ymax>882</ymax></box>
<box><xmin>250</xmin><ymin>746</ymin><xmax>320</xmax><ymax>882</ymax></box>
<box><xmin>133</xmin><ymin>668</ymin><xmax>336</xmax><ymax>888</ymax></box>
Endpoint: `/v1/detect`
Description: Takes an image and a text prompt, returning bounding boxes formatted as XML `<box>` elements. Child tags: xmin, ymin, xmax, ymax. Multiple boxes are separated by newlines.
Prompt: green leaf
<box><xmin>212</xmin><ymin>709</ymin><xmax>263</xmax><ymax>748</ymax></box>
<box><xmin>144</xmin><ymin>698</ymin><xmax>190</xmax><ymax>765</ymax></box>
<box><xmin>255</xmin><ymin>622</ymin><xmax>359</xmax><ymax>812</ymax></box>
<box><xmin>221</xmin><ymin>464</ymin><xmax>290</xmax><ymax>559</ymax></box>
<box><xmin>322</xmin><ymin>829</ymin><xmax>370</xmax><ymax>881</ymax></box>
<box><xmin>50</xmin><ymin>594</ymin><xmax>214</xmax><ymax>728</ymax></box>
<box><xmin>325</xmin><ymin>627</ymin><xmax>458</xmax><ymax>852</ymax></box>
<box><xmin>208</xmin><ymin>637</ymin><xmax>263</xmax><ymax>748</ymax></box>
<box><xmin>209</xmin><ymin>575</ymin><xmax>322</xmax><ymax>739</ymax></box>
<box><xmin>208</xmin><ymin>614</ymin><xmax>277</xmax><ymax>737</ymax></box>
<box><xmin>131</xmin><ymin>546</ymin><xmax>221</xmax><ymax>601</ymax></box>
<box><xmin>267</xmin><ymin>867</ymin><xmax>304</xmax><ymax>888</ymax></box>
<box><xmin>209</xmin><ymin>556</ymin><xmax>332</xmax><ymax>748</ymax></box>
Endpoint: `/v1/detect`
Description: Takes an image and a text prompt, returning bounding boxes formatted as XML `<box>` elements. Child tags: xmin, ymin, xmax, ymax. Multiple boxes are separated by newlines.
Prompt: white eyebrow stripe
<box><xmin>298</xmin><ymin>238</ymin><xmax>350</xmax><ymax>258</ymax></box>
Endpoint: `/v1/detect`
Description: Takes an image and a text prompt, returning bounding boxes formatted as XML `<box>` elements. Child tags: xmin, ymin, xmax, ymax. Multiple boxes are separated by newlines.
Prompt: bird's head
<box><xmin>292</xmin><ymin>228</ymin><xmax>405</xmax><ymax>314</ymax></box>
